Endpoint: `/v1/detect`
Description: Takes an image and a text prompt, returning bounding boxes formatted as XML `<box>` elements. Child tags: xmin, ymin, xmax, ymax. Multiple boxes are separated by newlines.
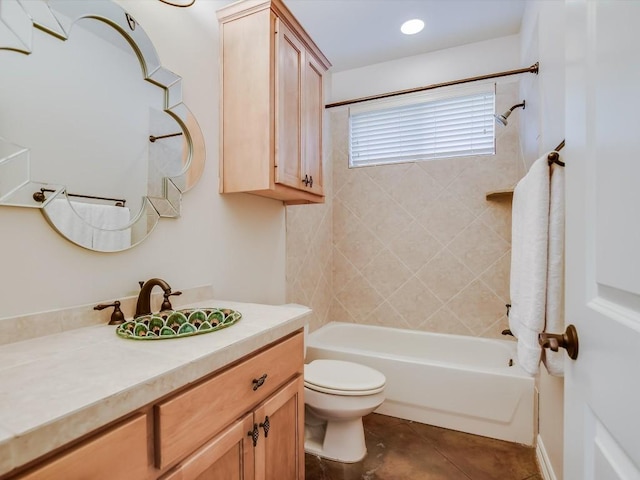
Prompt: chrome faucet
<box><xmin>135</xmin><ymin>278</ymin><xmax>181</xmax><ymax>317</ymax></box>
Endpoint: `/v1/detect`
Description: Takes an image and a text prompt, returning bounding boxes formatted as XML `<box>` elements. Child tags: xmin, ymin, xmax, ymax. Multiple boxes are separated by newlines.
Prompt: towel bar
<box><xmin>547</xmin><ymin>139</ymin><xmax>565</xmax><ymax>167</ymax></box>
<box><xmin>33</xmin><ymin>188</ymin><xmax>126</xmax><ymax>207</ymax></box>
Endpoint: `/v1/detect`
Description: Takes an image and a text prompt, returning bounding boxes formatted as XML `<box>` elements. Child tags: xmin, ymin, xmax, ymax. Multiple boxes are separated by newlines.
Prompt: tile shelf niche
<box><xmin>485</xmin><ymin>188</ymin><xmax>515</xmax><ymax>201</ymax></box>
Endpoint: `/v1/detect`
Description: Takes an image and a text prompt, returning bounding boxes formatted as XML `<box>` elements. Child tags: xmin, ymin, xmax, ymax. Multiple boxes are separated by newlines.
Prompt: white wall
<box><xmin>520</xmin><ymin>1</ymin><xmax>566</xmax><ymax>168</ymax></box>
<box><xmin>520</xmin><ymin>2</ymin><xmax>566</xmax><ymax>479</ymax></box>
<box><xmin>0</xmin><ymin>1</ymin><xmax>286</xmax><ymax>319</ymax></box>
<box><xmin>330</xmin><ymin>34</ymin><xmax>521</xmax><ymax>104</ymax></box>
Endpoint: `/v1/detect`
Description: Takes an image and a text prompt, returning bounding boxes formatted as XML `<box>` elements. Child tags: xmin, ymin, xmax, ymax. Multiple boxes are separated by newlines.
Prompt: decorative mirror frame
<box><xmin>0</xmin><ymin>0</ymin><xmax>205</xmax><ymax>251</ymax></box>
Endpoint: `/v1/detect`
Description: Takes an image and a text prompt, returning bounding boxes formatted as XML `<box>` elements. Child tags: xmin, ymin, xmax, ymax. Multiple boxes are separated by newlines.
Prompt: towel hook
<box><xmin>538</xmin><ymin>325</ymin><xmax>579</xmax><ymax>360</ymax></box>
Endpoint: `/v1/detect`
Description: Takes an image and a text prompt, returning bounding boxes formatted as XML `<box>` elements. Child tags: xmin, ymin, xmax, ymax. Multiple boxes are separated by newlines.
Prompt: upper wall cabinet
<box><xmin>217</xmin><ymin>0</ymin><xmax>331</xmax><ymax>204</ymax></box>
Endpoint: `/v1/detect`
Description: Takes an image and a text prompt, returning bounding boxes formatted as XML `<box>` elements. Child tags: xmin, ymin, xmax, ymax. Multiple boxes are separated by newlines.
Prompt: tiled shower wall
<box><xmin>287</xmin><ymin>83</ymin><xmax>525</xmax><ymax>338</ymax></box>
<box><xmin>285</xmin><ymin>155</ymin><xmax>334</xmax><ymax>333</ymax></box>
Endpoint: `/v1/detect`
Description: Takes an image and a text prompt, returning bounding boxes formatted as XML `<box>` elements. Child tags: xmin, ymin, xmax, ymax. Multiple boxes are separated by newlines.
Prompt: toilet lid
<box><xmin>304</xmin><ymin>359</ymin><xmax>386</xmax><ymax>395</ymax></box>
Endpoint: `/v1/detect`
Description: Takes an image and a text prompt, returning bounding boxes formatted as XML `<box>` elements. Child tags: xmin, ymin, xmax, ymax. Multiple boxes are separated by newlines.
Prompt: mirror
<box><xmin>0</xmin><ymin>0</ymin><xmax>205</xmax><ymax>251</ymax></box>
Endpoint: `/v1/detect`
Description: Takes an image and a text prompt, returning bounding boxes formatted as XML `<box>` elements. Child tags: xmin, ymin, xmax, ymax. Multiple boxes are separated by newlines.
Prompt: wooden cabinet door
<box><xmin>18</xmin><ymin>414</ymin><xmax>149</xmax><ymax>480</ymax></box>
<box><xmin>161</xmin><ymin>414</ymin><xmax>255</xmax><ymax>480</ymax></box>
<box><xmin>253</xmin><ymin>376</ymin><xmax>304</xmax><ymax>480</ymax></box>
<box><xmin>155</xmin><ymin>333</ymin><xmax>303</xmax><ymax>469</ymax></box>
<box><xmin>301</xmin><ymin>53</ymin><xmax>324</xmax><ymax>196</ymax></box>
<box><xmin>274</xmin><ymin>18</ymin><xmax>303</xmax><ymax>191</ymax></box>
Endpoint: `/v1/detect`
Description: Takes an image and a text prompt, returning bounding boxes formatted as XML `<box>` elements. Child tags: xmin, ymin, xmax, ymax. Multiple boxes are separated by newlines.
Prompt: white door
<box><xmin>564</xmin><ymin>1</ymin><xmax>640</xmax><ymax>479</ymax></box>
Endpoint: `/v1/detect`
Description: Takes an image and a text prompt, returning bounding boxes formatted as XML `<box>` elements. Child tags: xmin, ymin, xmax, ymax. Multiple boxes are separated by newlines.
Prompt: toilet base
<box><xmin>304</xmin><ymin>416</ymin><xmax>367</xmax><ymax>463</ymax></box>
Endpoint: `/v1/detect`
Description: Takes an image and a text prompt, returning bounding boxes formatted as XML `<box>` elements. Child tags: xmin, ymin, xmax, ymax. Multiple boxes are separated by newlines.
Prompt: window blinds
<box><xmin>349</xmin><ymin>83</ymin><xmax>496</xmax><ymax>167</ymax></box>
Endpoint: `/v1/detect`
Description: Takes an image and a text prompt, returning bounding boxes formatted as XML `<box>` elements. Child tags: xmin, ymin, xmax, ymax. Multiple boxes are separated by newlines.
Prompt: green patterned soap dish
<box><xmin>116</xmin><ymin>308</ymin><xmax>241</xmax><ymax>340</ymax></box>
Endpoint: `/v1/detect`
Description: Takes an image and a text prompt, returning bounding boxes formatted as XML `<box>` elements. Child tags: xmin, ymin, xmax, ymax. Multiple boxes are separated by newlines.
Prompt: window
<box><xmin>349</xmin><ymin>83</ymin><xmax>495</xmax><ymax>168</ymax></box>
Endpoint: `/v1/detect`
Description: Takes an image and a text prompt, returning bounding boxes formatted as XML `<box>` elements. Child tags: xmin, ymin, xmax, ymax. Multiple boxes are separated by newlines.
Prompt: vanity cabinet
<box><xmin>217</xmin><ymin>0</ymin><xmax>331</xmax><ymax>204</ymax></box>
<box><xmin>8</xmin><ymin>332</ymin><xmax>304</xmax><ymax>480</ymax></box>
<box><xmin>161</xmin><ymin>377</ymin><xmax>303</xmax><ymax>480</ymax></box>
<box><xmin>15</xmin><ymin>414</ymin><xmax>149</xmax><ymax>480</ymax></box>
<box><xmin>161</xmin><ymin>414</ymin><xmax>255</xmax><ymax>480</ymax></box>
<box><xmin>156</xmin><ymin>332</ymin><xmax>305</xmax><ymax>479</ymax></box>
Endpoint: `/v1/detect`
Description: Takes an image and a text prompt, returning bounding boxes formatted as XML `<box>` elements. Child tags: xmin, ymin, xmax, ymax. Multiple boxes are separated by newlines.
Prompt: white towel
<box><xmin>91</xmin><ymin>204</ymin><xmax>131</xmax><ymax>251</ymax></box>
<box><xmin>43</xmin><ymin>199</ymin><xmax>131</xmax><ymax>251</ymax></box>
<box><xmin>509</xmin><ymin>155</ymin><xmax>550</xmax><ymax>376</ymax></box>
<box><xmin>542</xmin><ymin>162</ymin><xmax>565</xmax><ymax>376</ymax></box>
<box><xmin>44</xmin><ymin>199</ymin><xmax>94</xmax><ymax>249</ymax></box>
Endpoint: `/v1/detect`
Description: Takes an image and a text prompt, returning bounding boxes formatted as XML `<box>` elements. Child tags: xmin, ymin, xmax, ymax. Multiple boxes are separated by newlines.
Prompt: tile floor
<box><xmin>305</xmin><ymin>414</ymin><xmax>542</xmax><ymax>480</ymax></box>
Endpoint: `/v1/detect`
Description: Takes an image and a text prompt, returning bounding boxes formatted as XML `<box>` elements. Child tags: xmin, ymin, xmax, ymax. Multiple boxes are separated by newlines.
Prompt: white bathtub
<box><xmin>305</xmin><ymin>322</ymin><xmax>535</xmax><ymax>446</ymax></box>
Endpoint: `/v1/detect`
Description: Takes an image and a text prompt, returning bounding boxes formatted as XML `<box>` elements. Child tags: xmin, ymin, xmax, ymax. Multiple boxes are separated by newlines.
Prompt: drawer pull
<box><xmin>259</xmin><ymin>416</ymin><xmax>270</xmax><ymax>438</ymax></box>
<box><xmin>248</xmin><ymin>423</ymin><xmax>259</xmax><ymax>447</ymax></box>
<box><xmin>252</xmin><ymin>373</ymin><xmax>268</xmax><ymax>391</ymax></box>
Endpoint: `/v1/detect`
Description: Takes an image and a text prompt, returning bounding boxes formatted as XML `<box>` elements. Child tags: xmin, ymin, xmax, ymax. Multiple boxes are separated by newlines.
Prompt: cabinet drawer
<box><xmin>155</xmin><ymin>332</ymin><xmax>303</xmax><ymax>469</ymax></box>
<box><xmin>17</xmin><ymin>414</ymin><xmax>148</xmax><ymax>480</ymax></box>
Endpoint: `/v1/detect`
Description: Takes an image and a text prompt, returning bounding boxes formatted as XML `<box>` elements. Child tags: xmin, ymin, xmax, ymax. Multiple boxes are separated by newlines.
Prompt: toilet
<box><xmin>303</xmin><ymin>358</ymin><xmax>386</xmax><ymax>463</ymax></box>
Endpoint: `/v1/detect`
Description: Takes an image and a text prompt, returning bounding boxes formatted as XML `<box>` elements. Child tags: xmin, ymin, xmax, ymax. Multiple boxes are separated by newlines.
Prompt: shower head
<box><xmin>494</xmin><ymin>101</ymin><xmax>526</xmax><ymax>126</ymax></box>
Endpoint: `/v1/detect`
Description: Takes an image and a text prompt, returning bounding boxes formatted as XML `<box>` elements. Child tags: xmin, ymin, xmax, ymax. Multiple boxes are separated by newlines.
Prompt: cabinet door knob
<box><xmin>309</xmin><ymin>175</ymin><xmax>313</xmax><ymax>187</ymax></box>
<box><xmin>252</xmin><ymin>373</ymin><xmax>268</xmax><ymax>391</ymax></box>
<box><xmin>259</xmin><ymin>416</ymin><xmax>270</xmax><ymax>438</ymax></box>
<box><xmin>248</xmin><ymin>423</ymin><xmax>259</xmax><ymax>447</ymax></box>
<box><xmin>302</xmin><ymin>174</ymin><xmax>309</xmax><ymax>186</ymax></box>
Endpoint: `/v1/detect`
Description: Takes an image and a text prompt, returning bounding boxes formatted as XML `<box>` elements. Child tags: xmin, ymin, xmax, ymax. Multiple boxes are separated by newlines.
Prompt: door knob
<box><xmin>538</xmin><ymin>324</ymin><xmax>579</xmax><ymax>360</ymax></box>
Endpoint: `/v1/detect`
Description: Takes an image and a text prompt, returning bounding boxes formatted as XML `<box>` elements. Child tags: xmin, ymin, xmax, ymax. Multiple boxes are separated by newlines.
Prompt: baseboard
<box><xmin>536</xmin><ymin>434</ymin><xmax>558</xmax><ymax>480</ymax></box>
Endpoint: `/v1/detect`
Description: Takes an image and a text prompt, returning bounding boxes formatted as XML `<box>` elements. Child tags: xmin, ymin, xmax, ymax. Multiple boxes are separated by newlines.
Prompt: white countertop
<box><xmin>0</xmin><ymin>300</ymin><xmax>310</xmax><ymax>477</ymax></box>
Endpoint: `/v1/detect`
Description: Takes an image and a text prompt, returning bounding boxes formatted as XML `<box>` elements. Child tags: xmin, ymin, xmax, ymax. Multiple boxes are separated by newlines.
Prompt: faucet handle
<box><xmin>161</xmin><ymin>291</ymin><xmax>182</xmax><ymax>312</ymax></box>
<box><xmin>94</xmin><ymin>301</ymin><xmax>125</xmax><ymax>325</ymax></box>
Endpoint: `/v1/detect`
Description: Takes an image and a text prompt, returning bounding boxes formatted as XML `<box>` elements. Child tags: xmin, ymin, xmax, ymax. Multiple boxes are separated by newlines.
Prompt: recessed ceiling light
<box><xmin>401</xmin><ymin>19</ymin><xmax>424</xmax><ymax>35</ymax></box>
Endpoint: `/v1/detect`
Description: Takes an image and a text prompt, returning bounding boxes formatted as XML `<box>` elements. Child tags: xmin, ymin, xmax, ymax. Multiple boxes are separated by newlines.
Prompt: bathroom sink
<box><xmin>116</xmin><ymin>307</ymin><xmax>242</xmax><ymax>340</ymax></box>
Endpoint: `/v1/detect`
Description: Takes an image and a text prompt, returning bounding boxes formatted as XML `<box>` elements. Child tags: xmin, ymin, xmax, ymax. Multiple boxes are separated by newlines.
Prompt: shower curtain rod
<box><xmin>325</xmin><ymin>62</ymin><xmax>539</xmax><ymax>109</ymax></box>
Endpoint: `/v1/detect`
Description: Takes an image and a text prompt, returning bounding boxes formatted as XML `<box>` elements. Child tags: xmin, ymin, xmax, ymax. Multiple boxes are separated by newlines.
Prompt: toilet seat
<box><xmin>304</xmin><ymin>359</ymin><xmax>386</xmax><ymax>396</ymax></box>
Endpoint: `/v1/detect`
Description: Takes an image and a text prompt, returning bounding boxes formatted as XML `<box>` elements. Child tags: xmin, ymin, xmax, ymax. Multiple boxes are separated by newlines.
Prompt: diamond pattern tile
<box><xmin>388</xmin><ymin>221</ymin><xmax>442</xmax><ymax>273</ymax></box>
<box><xmin>480</xmin><ymin>250</ymin><xmax>512</xmax><ymax>304</ymax></box>
<box><xmin>389</xmin><ymin>164</ymin><xmax>443</xmax><ymax>218</ymax></box>
<box><xmin>335</xmin><ymin>276</ymin><xmax>384</xmax><ymax>321</ymax></box>
<box><xmin>420</xmin><ymin>306</ymin><xmax>474</xmax><ymax>336</ymax></box>
<box><xmin>287</xmin><ymin>84</ymin><xmax>525</xmax><ymax>339</ymax></box>
<box><xmin>447</xmin><ymin>280</ymin><xmax>506</xmax><ymax>336</ymax></box>
<box><xmin>447</xmin><ymin>218</ymin><xmax>510</xmax><ymax>276</ymax></box>
<box><xmin>366</xmin><ymin>199</ymin><xmax>414</xmax><ymax>247</ymax></box>
<box><xmin>335</xmin><ymin>220</ymin><xmax>384</xmax><ymax>272</ymax></box>
<box><xmin>366</xmin><ymin>301</ymin><xmax>404</xmax><ymax>328</ymax></box>
<box><xmin>416</xmin><ymin>250</ymin><xmax>475</xmax><ymax>303</ymax></box>
<box><xmin>417</xmin><ymin>189</ymin><xmax>477</xmax><ymax>245</ymax></box>
<box><xmin>362</xmin><ymin>248</ymin><xmax>413</xmax><ymax>298</ymax></box>
<box><xmin>387</xmin><ymin>277</ymin><xmax>443</xmax><ymax>329</ymax></box>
